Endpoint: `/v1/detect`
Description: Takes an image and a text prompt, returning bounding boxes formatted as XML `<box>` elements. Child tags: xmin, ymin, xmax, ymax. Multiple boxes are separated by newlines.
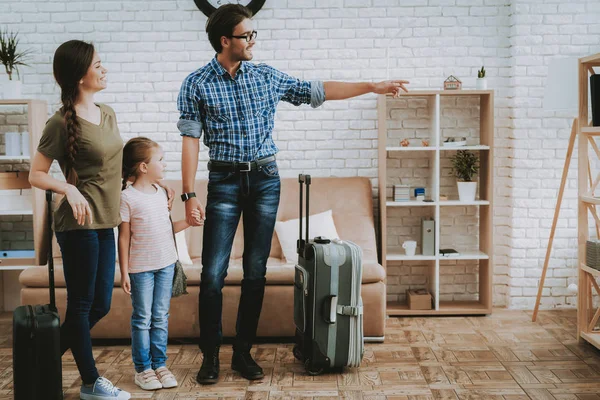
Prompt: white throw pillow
<box><xmin>175</xmin><ymin>231</ymin><xmax>193</xmax><ymax>265</ymax></box>
<box><xmin>275</xmin><ymin>209</ymin><xmax>340</xmax><ymax>263</ymax></box>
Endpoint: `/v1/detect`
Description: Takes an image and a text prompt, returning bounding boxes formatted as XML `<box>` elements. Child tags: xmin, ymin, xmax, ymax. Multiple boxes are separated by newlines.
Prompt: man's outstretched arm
<box><xmin>323</xmin><ymin>80</ymin><xmax>409</xmax><ymax>101</ymax></box>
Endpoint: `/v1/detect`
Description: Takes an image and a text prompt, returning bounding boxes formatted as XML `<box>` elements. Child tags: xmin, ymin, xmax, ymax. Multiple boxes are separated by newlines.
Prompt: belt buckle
<box><xmin>239</xmin><ymin>162</ymin><xmax>251</xmax><ymax>172</ymax></box>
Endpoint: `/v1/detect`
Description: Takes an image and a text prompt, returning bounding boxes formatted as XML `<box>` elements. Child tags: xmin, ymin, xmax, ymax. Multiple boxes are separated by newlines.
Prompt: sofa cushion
<box><xmin>19</xmin><ymin>259</ymin><xmax>385</xmax><ymax>288</ymax></box>
<box><xmin>274</xmin><ymin>209</ymin><xmax>340</xmax><ymax>263</ymax></box>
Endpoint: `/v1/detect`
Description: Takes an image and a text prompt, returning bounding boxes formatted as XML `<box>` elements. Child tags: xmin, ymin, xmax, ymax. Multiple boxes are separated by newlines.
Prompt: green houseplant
<box><xmin>450</xmin><ymin>150</ymin><xmax>479</xmax><ymax>201</ymax></box>
<box><xmin>0</xmin><ymin>28</ymin><xmax>32</xmax><ymax>98</ymax></box>
<box><xmin>476</xmin><ymin>65</ymin><xmax>487</xmax><ymax>90</ymax></box>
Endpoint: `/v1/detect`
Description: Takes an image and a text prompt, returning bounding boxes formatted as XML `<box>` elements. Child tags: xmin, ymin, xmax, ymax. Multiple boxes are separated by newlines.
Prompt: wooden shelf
<box><xmin>0</xmin><ymin>264</ymin><xmax>34</xmax><ymax>271</ymax></box>
<box><xmin>439</xmin><ymin>200</ymin><xmax>490</xmax><ymax>206</ymax></box>
<box><xmin>440</xmin><ymin>251</ymin><xmax>489</xmax><ymax>260</ymax></box>
<box><xmin>386</xmin><ymin>249</ymin><xmax>436</xmax><ymax>261</ymax></box>
<box><xmin>386</xmin><ymin>146</ymin><xmax>436</xmax><ymax>151</ymax></box>
<box><xmin>0</xmin><ymin>99</ymin><xmax>45</xmax><ymax>105</ymax></box>
<box><xmin>0</xmin><ymin>257</ymin><xmax>36</xmax><ymax>268</ymax></box>
<box><xmin>386</xmin><ymin>300</ymin><xmax>490</xmax><ymax>316</ymax></box>
<box><xmin>386</xmin><ymin>89</ymin><xmax>493</xmax><ymax>97</ymax></box>
<box><xmin>386</xmin><ymin>250</ymin><xmax>488</xmax><ymax>261</ymax></box>
<box><xmin>438</xmin><ymin>301</ymin><xmax>490</xmax><ymax>313</ymax></box>
<box><xmin>0</xmin><ymin>155</ymin><xmax>30</xmax><ymax>160</ymax></box>
<box><xmin>387</xmin><ymin>200</ymin><xmax>436</xmax><ymax>207</ymax></box>
<box><xmin>440</xmin><ymin>145</ymin><xmax>490</xmax><ymax>151</ymax></box>
<box><xmin>0</xmin><ymin>209</ymin><xmax>33</xmax><ymax>216</ymax></box>
<box><xmin>581</xmin><ymin>264</ymin><xmax>600</xmax><ymax>277</ymax></box>
<box><xmin>580</xmin><ymin>331</ymin><xmax>600</xmax><ymax>351</ymax></box>
<box><xmin>579</xmin><ymin>195</ymin><xmax>600</xmax><ymax>205</ymax></box>
<box><xmin>581</xmin><ymin>127</ymin><xmax>600</xmax><ymax>135</ymax></box>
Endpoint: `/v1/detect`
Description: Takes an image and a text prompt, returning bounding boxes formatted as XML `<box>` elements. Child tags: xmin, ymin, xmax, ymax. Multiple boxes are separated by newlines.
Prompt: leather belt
<box><xmin>208</xmin><ymin>155</ymin><xmax>276</xmax><ymax>172</ymax></box>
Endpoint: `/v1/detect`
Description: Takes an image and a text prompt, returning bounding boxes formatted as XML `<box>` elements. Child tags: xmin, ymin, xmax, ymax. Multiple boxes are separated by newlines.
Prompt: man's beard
<box><xmin>236</xmin><ymin>48</ymin><xmax>253</xmax><ymax>61</ymax></box>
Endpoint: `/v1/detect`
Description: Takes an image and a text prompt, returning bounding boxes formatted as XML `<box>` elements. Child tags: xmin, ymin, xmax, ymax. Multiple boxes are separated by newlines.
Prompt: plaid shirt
<box><xmin>177</xmin><ymin>57</ymin><xmax>325</xmax><ymax>162</ymax></box>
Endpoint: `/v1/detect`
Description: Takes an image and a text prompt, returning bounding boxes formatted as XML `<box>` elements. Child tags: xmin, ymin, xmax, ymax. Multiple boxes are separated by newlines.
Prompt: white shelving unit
<box><xmin>0</xmin><ymin>100</ymin><xmax>48</xmax><ymax>312</ymax></box>
<box><xmin>378</xmin><ymin>90</ymin><xmax>494</xmax><ymax>316</ymax></box>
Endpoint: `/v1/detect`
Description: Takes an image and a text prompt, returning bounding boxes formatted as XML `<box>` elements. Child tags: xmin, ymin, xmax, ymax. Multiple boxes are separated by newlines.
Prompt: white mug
<box><xmin>402</xmin><ymin>240</ymin><xmax>417</xmax><ymax>256</ymax></box>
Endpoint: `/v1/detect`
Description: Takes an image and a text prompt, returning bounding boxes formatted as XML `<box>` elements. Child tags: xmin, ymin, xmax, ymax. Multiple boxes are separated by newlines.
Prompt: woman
<box><xmin>29</xmin><ymin>40</ymin><xmax>129</xmax><ymax>400</ymax></box>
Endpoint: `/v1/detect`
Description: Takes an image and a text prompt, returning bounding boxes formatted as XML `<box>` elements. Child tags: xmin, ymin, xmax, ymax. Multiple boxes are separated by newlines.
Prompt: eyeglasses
<box><xmin>229</xmin><ymin>30</ymin><xmax>257</xmax><ymax>42</ymax></box>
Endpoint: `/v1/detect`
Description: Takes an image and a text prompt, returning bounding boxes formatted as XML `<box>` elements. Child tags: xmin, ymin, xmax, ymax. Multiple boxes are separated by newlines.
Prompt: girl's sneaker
<box><xmin>155</xmin><ymin>366</ymin><xmax>178</xmax><ymax>388</ymax></box>
<box><xmin>134</xmin><ymin>369</ymin><xmax>162</xmax><ymax>390</ymax></box>
<box><xmin>80</xmin><ymin>377</ymin><xmax>131</xmax><ymax>400</ymax></box>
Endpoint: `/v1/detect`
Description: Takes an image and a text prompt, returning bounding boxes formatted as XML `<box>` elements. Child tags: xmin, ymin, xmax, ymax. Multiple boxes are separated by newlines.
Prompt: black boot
<box><xmin>196</xmin><ymin>345</ymin><xmax>220</xmax><ymax>385</ymax></box>
<box><xmin>231</xmin><ymin>351</ymin><xmax>264</xmax><ymax>380</ymax></box>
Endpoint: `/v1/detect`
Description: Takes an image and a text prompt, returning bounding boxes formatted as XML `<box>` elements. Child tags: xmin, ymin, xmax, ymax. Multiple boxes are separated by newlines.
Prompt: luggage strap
<box><xmin>337</xmin><ymin>305</ymin><xmax>363</xmax><ymax>316</ymax></box>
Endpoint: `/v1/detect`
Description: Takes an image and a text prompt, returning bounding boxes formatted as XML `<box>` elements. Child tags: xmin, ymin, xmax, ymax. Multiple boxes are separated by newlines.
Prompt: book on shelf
<box><xmin>393</xmin><ymin>184</ymin><xmax>410</xmax><ymax>202</ymax></box>
<box><xmin>439</xmin><ymin>248</ymin><xmax>460</xmax><ymax>257</ymax></box>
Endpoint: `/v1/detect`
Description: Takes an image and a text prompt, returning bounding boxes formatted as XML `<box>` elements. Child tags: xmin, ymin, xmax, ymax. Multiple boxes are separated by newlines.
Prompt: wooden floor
<box><xmin>1</xmin><ymin>309</ymin><xmax>600</xmax><ymax>399</ymax></box>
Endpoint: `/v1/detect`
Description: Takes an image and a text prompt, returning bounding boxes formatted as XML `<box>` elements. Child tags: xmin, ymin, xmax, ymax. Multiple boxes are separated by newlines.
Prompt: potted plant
<box><xmin>0</xmin><ymin>29</ymin><xmax>32</xmax><ymax>99</ymax></box>
<box><xmin>476</xmin><ymin>66</ymin><xmax>487</xmax><ymax>90</ymax></box>
<box><xmin>450</xmin><ymin>150</ymin><xmax>479</xmax><ymax>202</ymax></box>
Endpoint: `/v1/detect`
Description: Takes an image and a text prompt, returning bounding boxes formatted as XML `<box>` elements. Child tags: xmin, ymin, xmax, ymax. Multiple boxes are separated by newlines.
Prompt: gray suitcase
<box><xmin>293</xmin><ymin>174</ymin><xmax>364</xmax><ymax>375</ymax></box>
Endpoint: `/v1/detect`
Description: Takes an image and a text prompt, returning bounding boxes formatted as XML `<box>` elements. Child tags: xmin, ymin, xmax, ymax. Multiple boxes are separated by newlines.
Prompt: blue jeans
<box><xmin>55</xmin><ymin>228</ymin><xmax>115</xmax><ymax>385</ymax></box>
<box><xmin>129</xmin><ymin>263</ymin><xmax>175</xmax><ymax>373</ymax></box>
<box><xmin>199</xmin><ymin>160</ymin><xmax>280</xmax><ymax>352</ymax></box>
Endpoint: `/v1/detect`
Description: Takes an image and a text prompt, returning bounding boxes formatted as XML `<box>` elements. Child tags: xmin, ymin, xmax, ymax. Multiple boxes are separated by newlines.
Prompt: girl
<box><xmin>29</xmin><ymin>40</ymin><xmax>131</xmax><ymax>400</ymax></box>
<box><xmin>119</xmin><ymin>137</ymin><xmax>199</xmax><ymax>391</ymax></box>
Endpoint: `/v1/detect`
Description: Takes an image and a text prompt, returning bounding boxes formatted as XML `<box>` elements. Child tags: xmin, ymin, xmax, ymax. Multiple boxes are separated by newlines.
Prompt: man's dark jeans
<box><xmin>199</xmin><ymin>160</ymin><xmax>280</xmax><ymax>353</ymax></box>
<box><xmin>55</xmin><ymin>228</ymin><xmax>115</xmax><ymax>385</ymax></box>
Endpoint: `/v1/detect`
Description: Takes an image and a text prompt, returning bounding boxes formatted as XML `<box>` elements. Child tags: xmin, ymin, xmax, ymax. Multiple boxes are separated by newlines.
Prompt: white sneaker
<box><xmin>80</xmin><ymin>377</ymin><xmax>131</xmax><ymax>400</ymax></box>
<box><xmin>155</xmin><ymin>366</ymin><xmax>178</xmax><ymax>388</ymax></box>
<box><xmin>134</xmin><ymin>369</ymin><xmax>162</xmax><ymax>390</ymax></box>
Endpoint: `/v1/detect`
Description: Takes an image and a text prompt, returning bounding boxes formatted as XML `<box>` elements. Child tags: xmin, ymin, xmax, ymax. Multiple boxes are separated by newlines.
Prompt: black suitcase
<box><xmin>293</xmin><ymin>174</ymin><xmax>364</xmax><ymax>375</ymax></box>
<box><xmin>13</xmin><ymin>189</ymin><xmax>63</xmax><ymax>400</ymax></box>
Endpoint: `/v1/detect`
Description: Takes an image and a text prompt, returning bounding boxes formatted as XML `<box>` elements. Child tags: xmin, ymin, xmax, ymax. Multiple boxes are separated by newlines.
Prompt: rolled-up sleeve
<box><xmin>177</xmin><ymin>77</ymin><xmax>203</xmax><ymax>139</ymax></box>
<box><xmin>310</xmin><ymin>81</ymin><xmax>325</xmax><ymax>108</ymax></box>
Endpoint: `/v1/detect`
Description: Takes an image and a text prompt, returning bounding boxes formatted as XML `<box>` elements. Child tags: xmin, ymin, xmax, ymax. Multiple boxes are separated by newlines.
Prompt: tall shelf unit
<box><xmin>577</xmin><ymin>53</ymin><xmax>600</xmax><ymax>350</ymax></box>
<box><xmin>0</xmin><ymin>99</ymin><xmax>48</xmax><ymax>311</ymax></box>
<box><xmin>378</xmin><ymin>90</ymin><xmax>494</xmax><ymax>316</ymax></box>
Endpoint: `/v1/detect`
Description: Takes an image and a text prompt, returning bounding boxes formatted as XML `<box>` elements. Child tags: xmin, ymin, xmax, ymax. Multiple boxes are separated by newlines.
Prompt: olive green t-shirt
<box><xmin>37</xmin><ymin>103</ymin><xmax>123</xmax><ymax>232</ymax></box>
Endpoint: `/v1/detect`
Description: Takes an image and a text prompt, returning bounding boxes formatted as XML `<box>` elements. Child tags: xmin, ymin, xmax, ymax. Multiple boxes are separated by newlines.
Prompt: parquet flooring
<box><xmin>0</xmin><ymin>309</ymin><xmax>599</xmax><ymax>399</ymax></box>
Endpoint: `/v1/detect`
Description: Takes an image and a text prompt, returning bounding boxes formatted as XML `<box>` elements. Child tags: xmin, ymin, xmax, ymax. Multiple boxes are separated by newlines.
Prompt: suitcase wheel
<box><xmin>293</xmin><ymin>345</ymin><xmax>303</xmax><ymax>361</ymax></box>
<box><xmin>304</xmin><ymin>359</ymin><xmax>324</xmax><ymax>376</ymax></box>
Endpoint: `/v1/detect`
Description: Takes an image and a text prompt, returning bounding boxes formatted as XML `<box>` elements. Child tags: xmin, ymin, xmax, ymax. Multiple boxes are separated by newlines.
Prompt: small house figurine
<box><xmin>444</xmin><ymin>75</ymin><xmax>462</xmax><ymax>90</ymax></box>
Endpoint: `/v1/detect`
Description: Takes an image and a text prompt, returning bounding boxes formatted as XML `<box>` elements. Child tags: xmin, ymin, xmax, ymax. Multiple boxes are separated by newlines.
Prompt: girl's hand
<box><xmin>121</xmin><ymin>275</ymin><xmax>131</xmax><ymax>295</ymax></box>
<box><xmin>64</xmin><ymin>184</ymin><xmax>93</xmax><ymax>226</ymax></box>
<box><xmin>190</xmin><ymin>208</ymin><xmax>202</xmax><ymax>225</ymax></box>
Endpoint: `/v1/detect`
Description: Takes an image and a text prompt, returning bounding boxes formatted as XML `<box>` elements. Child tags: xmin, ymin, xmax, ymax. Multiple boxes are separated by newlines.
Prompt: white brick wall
<box><xmin>2</xmin><ymin>0</ymin><xmax>600</xmax><ymax>309</ymax></box>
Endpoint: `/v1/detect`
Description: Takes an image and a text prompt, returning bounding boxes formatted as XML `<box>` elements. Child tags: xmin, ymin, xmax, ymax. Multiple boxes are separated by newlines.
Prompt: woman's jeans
<box><xmin>55</xmin><ymin>228</ymin><xmax>115</xmax><ymax>385</ymax></box>
<box><xmin>199</xmin><ymin>160</ymin><xmax>280</xmax><ymax>353</ymax></box>
<box><xmin>129</xmin><ymin>263</ymin><xmax>175</xmax><ymax>373</ymax></box>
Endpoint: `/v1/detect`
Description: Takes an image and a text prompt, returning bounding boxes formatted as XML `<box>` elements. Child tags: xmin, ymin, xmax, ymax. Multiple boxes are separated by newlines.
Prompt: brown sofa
<box><xmin>20</xmin><ymin>177</ymin><xmax>386</xmax><ymax>341</ymax></box>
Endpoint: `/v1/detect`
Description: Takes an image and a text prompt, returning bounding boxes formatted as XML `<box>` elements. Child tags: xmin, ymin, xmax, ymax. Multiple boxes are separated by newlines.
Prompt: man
<box><xmin>177</xmin><ymin>4</ymin><xmax>408</xmax><ymax>385</ymax></box>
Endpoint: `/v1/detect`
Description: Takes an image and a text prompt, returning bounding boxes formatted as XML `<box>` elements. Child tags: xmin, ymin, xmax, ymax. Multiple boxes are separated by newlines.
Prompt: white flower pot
<box><xmin>476</xmin><ymin>78</ymin><xmax>487</xmax><ymax>90</ymax></box>
<box><xmin>457</xmin><ymin>181</ymin><xmax>477</xmax><ymax>202</ymax></box>
<box><xmin>3</xmin><ymin>80</ymin><xmax>23</xmax><ymax>99</ymax></box>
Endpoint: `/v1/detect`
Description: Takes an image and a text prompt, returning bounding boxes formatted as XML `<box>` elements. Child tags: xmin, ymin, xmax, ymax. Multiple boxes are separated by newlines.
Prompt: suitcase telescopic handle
<box><xmin>46</xmin><ymin>189</ymin><xmax>56</xmax><ymax>311</ymax></box>
<box><xmin>297</xmin><ymin>174</ymin><xmax>311</xmax><ymax>256</ymax></box>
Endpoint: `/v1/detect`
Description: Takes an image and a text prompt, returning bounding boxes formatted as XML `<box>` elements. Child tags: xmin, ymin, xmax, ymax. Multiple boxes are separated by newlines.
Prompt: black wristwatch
<box><xmin>181</xmin><ymin>192</ymin><xmax>197</xmax><ymax>202</ymax></box>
